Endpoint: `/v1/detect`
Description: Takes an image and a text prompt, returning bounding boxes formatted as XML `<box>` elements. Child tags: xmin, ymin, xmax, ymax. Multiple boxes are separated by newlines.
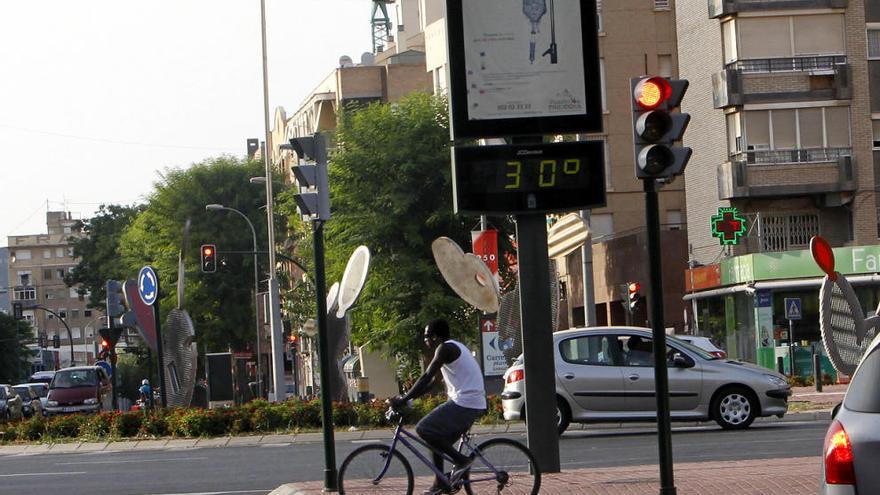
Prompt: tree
<box><xmin>0</xmin><ymin>313</ymin><xmax>34</xmax><ymax>383</ymax></box>
<box><xmin>66</xmin><ymin>204</ymin><xmax>146</xmax><ymax>309</ymax></box>
<box><xmin>290</xmin><ymin>92</ymin><xmax>514</xmax><ymax>366</ymax></box>
<box><xmin>118</xmin><ymin>156</ymin><xmax>286</xmax><ymax>353</ymax></box>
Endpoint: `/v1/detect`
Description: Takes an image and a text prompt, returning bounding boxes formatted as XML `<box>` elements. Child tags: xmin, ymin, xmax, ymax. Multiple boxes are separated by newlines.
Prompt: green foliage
<box><xmin>0</xmin><ymin>312</ymin><xmax>35</xmax><ymax>383</ymax></box>
<box><xmin>297</xmin><ymin>92</ymin><xmax>513</xmax><ymax>371</ymax></box>
<box><xmin>111</xmin><ymin>411</ymin><xmax>143</xmax><ymax>437</ymax></box>
<box><xmin>66</xmin><ymin>204</ymin><xmax>145</xmax><ymax>308</ymax></box>
<box><xmin>44</xmin><ymin>414</ymin><xmax>85</xmax><ymax>439</ymax></box>
<box><xmin>115</xmin><ymin>350</ymin><xmax>153</xmax><ymax>401</ymax></box>
<box><xmin>117</xmin><ymin>157</ymin><xmax>286</xmax><ymax>352</ymax></box>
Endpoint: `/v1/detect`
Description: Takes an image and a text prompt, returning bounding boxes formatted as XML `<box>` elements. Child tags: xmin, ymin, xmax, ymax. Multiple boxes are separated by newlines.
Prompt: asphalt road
<box><xmin>1</xmin><ymin>420</ymin><xmax>826</xmax><ymax>495</ymax></box>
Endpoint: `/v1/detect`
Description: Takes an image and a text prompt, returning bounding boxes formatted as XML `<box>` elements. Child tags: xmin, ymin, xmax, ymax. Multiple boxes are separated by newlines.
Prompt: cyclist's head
<box><xmin>424</xmin><ymin>318</ymin><xmax>450</xmax><ymax>346</ymax></box>
<box><xmin>142</xmin><ymin>379</ymin><xmax>150</xmax><ymax>386</ymax></box>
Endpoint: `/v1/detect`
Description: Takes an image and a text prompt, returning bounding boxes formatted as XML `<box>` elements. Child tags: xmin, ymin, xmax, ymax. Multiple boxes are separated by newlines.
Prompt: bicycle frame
<box><xmin>370</xmin><ymin>417</ymin><xmax>503</xmax><ymax>487</ymax></box>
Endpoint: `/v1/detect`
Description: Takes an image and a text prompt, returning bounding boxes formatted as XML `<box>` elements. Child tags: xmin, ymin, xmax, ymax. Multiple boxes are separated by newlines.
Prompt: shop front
<box><xmin>685</xmin><ymin>245</ymin><xmax>880</xmax><ymax>373</ymax></box>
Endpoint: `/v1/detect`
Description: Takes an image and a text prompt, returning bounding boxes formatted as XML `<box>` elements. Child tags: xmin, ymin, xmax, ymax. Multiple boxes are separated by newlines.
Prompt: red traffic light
<box><xmin>633</xmin><ymin>77</ymin><xmax>671</xmax><ymax>110</ymax></box>
<box><xmin>100</xmin><ymin>339</ymin><xmax>110</xmax><ymax>349</ymax></box>
<box><xmin>628</xmin><ymin>282</ymin><xmax>641</xmax><ymax>294</ymax></box>
<box><xmin>202</xmin><ymin>246</ymin><xmax>214</xmax><ymax>256</ymax></box>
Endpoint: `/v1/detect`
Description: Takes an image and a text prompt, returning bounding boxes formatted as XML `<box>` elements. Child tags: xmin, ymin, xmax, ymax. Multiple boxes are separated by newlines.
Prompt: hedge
<box><xmin>0</xmin><ymin>395</ymin><xmax>504</xmax><ymax>443</ymax></box>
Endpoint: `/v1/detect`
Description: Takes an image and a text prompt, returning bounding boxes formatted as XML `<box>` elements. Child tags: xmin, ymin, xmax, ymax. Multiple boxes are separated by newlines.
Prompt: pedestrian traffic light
<box><xmin>288</xmin><ymin>133</ymin><xmax>330</xmax><ymax>221</ymax></box>
<box><xmin>630</xmin><ymin>76</ymin><xmax>691</xmax><ymax>180</ymax></box>
<box><xmin>628</xmin><ymin>282</ymin><xmax>641</xmax><ymax>310</ymax></box>
<box><xmin>201</xmin><ymin>244</ymin><xmax>217</xmax><ymax>273</ymax></box>
<box><xmin>52</xmin><ymin>334</ymin><xmax>61</xmax><ymax>349</ymax></box>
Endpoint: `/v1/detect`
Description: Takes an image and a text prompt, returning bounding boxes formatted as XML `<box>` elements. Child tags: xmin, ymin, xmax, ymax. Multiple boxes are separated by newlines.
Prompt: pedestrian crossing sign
<box><xmin>784</xmin><ymin>298</ymin><xmax>802</xmax><ymax>320</ymax></box>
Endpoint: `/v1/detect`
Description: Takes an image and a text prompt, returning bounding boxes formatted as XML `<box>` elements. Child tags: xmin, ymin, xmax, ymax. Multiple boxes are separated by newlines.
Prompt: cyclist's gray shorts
<box><xmin>416</xmin><ymin>400</ymin><xmax>485</xmax><ymax>444</ymax></box>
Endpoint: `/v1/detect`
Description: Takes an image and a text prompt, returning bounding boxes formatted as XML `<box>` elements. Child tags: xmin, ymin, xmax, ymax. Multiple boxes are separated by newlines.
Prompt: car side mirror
<box><xmin>671</xmin><ymin>353</ymin><xmax>693</xmax><ymax>368</ymax></box>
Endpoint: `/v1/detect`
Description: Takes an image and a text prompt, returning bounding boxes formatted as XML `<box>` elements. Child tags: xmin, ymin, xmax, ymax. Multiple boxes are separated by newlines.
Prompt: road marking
<box><xmin>351</xmin><ymin>439</ymin><xmax>383</xmax><ymax>444</ymax></box>
<box><xmin>0</xmin><ymin>471</ymin><xmax>87</xmax><ymax>477</ymax></box>
<box><xmin>260</xmin><ymin>443</ymin><xmax>291</xmax><ymax>447</ymax></box>
<box><xmin>56</xmin><ymin>456</ymin><xmax>208</xmax><ymax>466</ymax></box>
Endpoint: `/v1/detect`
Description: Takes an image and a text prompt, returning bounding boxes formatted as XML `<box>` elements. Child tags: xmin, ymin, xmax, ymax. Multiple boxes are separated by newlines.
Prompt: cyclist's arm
<box><xmin>396</xmin><ymin>343</ymin><xmax>460</xmax><ymax>403</ymax></box>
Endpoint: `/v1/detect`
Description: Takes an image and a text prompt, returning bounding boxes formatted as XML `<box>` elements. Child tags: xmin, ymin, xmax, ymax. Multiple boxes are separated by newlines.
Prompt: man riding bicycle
<box><xmin>390</xmin><ymin>318</ymin><xmax>487</xmax><ymax>495</ymax></box>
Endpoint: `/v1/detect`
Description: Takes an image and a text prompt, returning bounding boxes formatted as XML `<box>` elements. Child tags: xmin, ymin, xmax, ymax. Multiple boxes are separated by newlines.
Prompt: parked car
<box><xmin>674</xmin><ymin>335</ymin><xmax>727</xmax><ymax>359</ymax></box>
<box><xmin>44</xmin><ymin>366</ymin><xmax>112</xmax><ymax>416</ymax></box>
<box><xmin>821</xmin><ymin>332</ymin><xmax>880</xmax><ymax>492</ymax></box>
<box><xmin>20</xmin><ymin>382</ymin><xmax>50</xmax><ymax>414</ymax></box>
<box><xmin>12</xmin><ymin>384</ymin><xmax>43</xmax><ymax>418</ymax></box>
<box><xmin>501</xmin><ymin>327</ymin><xmax>791</xmax><ymax>434</ymax></box>
<box><xmin>0</xmin><ymin>384</ymin><xmax>24</xmax><ymax>420</ymax></box>
<box><xmin>28</xmin><ymin>371</ymin><xmax>55</xmax><ymax>385</ymax></box>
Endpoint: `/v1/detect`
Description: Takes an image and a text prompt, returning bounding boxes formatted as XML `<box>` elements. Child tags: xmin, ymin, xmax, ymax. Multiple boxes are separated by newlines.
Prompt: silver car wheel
<box><xmin>719</xmin><ymin>393</ymin><xmax>751</xmax><ymax>425</ymax></box>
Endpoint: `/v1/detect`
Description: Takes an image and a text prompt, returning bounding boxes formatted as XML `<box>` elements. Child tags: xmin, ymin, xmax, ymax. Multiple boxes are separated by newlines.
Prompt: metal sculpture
<box><xmin>161</xmin><ymin>218</ymin><xmax>198</xmax><ymax>407</ymax></box>
<box><xmin>496</xmin><ymin>263</ymin><xmax>560</xmax><ymax>365</ymax></box>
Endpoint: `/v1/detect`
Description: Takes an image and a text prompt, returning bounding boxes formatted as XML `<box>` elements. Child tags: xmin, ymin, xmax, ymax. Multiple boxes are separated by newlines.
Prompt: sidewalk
<box><xmin>269</xmin><ymin>456</ymin><xmax>819</xmax><ymax>495</ymax></box>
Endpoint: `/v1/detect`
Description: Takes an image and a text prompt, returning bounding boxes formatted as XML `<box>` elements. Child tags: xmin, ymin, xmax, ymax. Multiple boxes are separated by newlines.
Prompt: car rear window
<box><xmin>13</xmin><ymin>387</ymin><xmax>30</xmax><ymax>397</ymax></box>
<box><xmin>844</xmin><ymin>346</ymin><xmax>880</xmax><ymax>412</ymax></box>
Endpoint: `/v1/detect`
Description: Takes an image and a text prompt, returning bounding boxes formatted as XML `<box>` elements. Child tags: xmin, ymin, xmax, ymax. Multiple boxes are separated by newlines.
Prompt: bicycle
<box><xmin>338</xmin><ymin>407</ymin><xmax>541</xmax><ymax>494</ymax></box>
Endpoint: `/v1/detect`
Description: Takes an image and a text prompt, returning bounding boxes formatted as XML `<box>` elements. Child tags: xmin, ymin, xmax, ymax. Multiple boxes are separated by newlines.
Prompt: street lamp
<box><xmin>205</xmin><ymin>204</ymin><xmax>264</xmax><ymax>399</ymax></box>
<box><xmin>34</xmin><ymin>305</ymin><xmax>75</xmax><ymax>367</ymax></box>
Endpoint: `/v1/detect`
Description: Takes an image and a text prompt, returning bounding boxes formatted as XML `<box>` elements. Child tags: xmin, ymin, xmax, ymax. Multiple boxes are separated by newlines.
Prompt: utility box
<box><xmin>206</xmin><ymin>352</ymin><xmax>234</xmax><ymax>408</ymax></box>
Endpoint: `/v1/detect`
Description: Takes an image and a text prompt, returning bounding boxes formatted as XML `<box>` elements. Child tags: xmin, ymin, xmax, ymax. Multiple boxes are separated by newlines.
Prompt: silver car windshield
<box><xmin>666</xmin><ymin>335</ymin><xmax>719</xmax><ymax>360</ymax></box>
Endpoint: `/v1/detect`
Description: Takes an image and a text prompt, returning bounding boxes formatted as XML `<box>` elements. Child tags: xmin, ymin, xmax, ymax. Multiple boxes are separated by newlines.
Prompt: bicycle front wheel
<box><xmin>338</xmin><ymin>444</ymin><xmax>414</xmax><ymax>495</ymax></box>
<box><xmin>464</xmin><ymin>438</ymin><xmax>541</xmax><ymax>495</ymax></box>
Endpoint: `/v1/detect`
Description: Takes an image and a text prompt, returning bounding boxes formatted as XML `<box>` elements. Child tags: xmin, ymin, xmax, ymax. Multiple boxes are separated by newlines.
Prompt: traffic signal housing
<box><xmin>201</xmin><ymin>244</ymin><xmax>217</xmax><ymax>273</ymax></box>
<box><xmin>630</xmin><ymin>76</ymin><xmax>691</xmax><ymax>180</ymax></box>
<box><xmin>288</xmin><ymin>133</ymin><xmax>330</xmax><ymax>221</ymax></box>
<box><xmin>628</xmin><ymin>282</ymin><xmax>641</xmax><ymax>311</ymax></box>
<box><xmin>52</xmin><ymin>334</ymin><xmax>61</xmax><ymax>349</ymax></box>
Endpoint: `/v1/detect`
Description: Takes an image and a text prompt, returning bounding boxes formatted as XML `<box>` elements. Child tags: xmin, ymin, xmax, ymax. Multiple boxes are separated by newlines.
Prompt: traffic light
<box><xmin>12</xmin><ymin>302</ymin><xmax>23</xmax><ymax>320</ymax></box>
<box><xmin>288</xmin><ymin>133</ymin><xmax>330</xmax><ymax>221</ymax></box>
<box><xmin>52</xmin><ymin>334</ymin><xmax>60</xmax><ymax>349</ymax></box>
<box><xmin>106</xmin><ymin>279</ymin><xmax>127</xmax><ymax>328</ymax></box>
<box><xmin>98</xmin><ymin>327</ymin><xmax>124</xmax><ymax>349</ymax></box>
<box><xmin>628</xmin><ymin>282</ymin><xmax>641</xmax><ymax>311</ymax></box>
<box><xmin>98</xmin><ymin>338</ymin><xmax>110</xmax><ymax>360</ymax></box>
<box><xmin>630</xmin><ymin>76</ymin><xmax>691</xmax><ymax>180</ymax></box>
<box><xmin>201</xmin><ymin>244</ymin><xmax>217</xmax><ymax>273</ymax></box>
<box><xmin>288</xmin><ymin>333</ymin><xmax>299</xmax><ymax>353</ymax></box>
<box><xmin>38</xmin><ymin>333</ymin><xmax>47</xmax><ymax>348</ymax></box>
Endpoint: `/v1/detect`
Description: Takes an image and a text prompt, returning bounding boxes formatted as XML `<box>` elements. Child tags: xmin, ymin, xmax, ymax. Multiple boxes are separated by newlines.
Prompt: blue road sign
<box><xmin>138</xmin><ymin>266</ymin><xmax>158</xmax><ymax>306</ymax></box>
<box><xmin>784</xmin><ymin>297</ymin><xmax>802</xmax><ymax>320</ymax></box>
<box><xmin>95</xmin><ymin>360</ymin><xmax>112</xmax><ymax>377</ymax></box>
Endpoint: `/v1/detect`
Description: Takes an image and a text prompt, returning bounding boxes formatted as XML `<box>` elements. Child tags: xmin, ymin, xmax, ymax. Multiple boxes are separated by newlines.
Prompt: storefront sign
<box><xmin>684</xmin><ymin>264</ymin><xmax>721</xmax><ymax>292</ymax></box>
<box><xmin>480</xmin><ymin>313</ymin><xmax>507</xmax><ymax>376</ymax></box>
<box><xmin>717</xmin><ymin>245</ymin><xmax>880</xmax><ymax>287</ymax></box>
<box><xmin>711</xmin><ymin>207</ymin><xmax>747</xmax><ymax>245</ymax></box>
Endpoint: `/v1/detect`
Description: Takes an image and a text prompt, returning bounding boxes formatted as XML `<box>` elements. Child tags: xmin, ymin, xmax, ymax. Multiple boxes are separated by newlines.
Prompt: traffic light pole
<box><xmin>154</xmin><ymin>284</ymin><xmax>168</xmax><ymax>408</ymax></box>
<box><xmin>312</xmin><ymin>220</ymin><xmax>337</xmax><ymax>491</ymax></box>
<box><xmin>644</xmin><ymin>179</ymin><xmax>677</xmax><ymax>495</ymax></box>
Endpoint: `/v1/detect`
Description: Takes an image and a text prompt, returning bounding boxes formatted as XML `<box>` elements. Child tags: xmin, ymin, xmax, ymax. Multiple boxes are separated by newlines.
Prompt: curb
<box><xmin>0</xmin><ymin>409</ymin><xmax>831</xmax><ymax>456</ymax></box>
<box><xmin>268</xmin><ymin>484</ymin><xmax>309</xmax><ymax>495</ymax></box>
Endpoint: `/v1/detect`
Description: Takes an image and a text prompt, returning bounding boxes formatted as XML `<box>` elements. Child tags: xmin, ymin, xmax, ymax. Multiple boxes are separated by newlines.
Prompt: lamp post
<box><xmin>34</xmin><ymin>305</ymin><xmax>75</xmax><ymax>367</ymax></box>
<box><xmin>257</xmin><ymin>0</ymin><xmax>286</xmax><ymax>401</ymax></box>
<box><xmin>205</xmin><ymin>204</ymin><xmax>264</xmax><ymax>399</ymax></box>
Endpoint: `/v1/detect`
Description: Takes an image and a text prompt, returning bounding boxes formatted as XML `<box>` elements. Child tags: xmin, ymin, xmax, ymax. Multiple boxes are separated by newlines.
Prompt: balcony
<box><xmin>718</xmin><ymin>148</ymin><xmax>855</xmax><ymax>200</ymax></box>
<box><xmin>713</xmin><ymin>56</ymin><xmax>850</xmax><ymax>108</ymax></box>
<box><xmin>709</xmin><ymin>0</ymin><xmax>848</xmax><ymax>18</ymax></box>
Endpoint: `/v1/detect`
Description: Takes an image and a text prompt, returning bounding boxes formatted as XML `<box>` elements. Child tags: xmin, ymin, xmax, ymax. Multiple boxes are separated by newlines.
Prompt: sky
<box><xmin>0</xmin><ymin>1</ymin><xmax>382</xmax><ymax>246</ymax></box>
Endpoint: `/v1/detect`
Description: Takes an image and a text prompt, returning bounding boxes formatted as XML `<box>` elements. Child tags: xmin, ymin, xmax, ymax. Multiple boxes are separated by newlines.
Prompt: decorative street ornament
<box><xmin>522</xmin><ymin>0</ymin><xmax>546</xmax><ymax>64</ymax></box>
<box><xmin>711</xmin><ymin>207</ymin><xmax>747</xmax><ymax>245</ymax></box>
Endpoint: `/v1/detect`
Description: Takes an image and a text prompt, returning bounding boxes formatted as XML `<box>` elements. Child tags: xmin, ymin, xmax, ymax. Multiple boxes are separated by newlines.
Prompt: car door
<box><xmin>617</xmin><ymin>335</ymin><xmax>703</xmax><ymax>412</ymax></box>
<box><xmin>556</xmin><ymin>334</ymin><xmax>626</xmax><ymax>413</ymax></box>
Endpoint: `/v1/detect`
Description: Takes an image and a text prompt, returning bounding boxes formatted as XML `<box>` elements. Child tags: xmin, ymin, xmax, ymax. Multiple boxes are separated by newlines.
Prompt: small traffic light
<box><xmin>201</xmin><ymin>244</ymin><xmax>217</xmax><ymax>273</ymax></box>
<box><xmin>38</xmin><ymin>333</ymin><xmax>47</xmax><ymax>348</ymax></box>
<box><xmin>288</xmin><ymin>133</ymin><xmax>330</xmax><ymax>221</ymax></box>
<box><xmin>12</xmin><ymin>302</ymin><xmax>23</xmax><ymax>320</ymax></box>
<box><xmin>52</xmin><ymin>334</ymin><xmax>61</xmax><ymax>349</ymax></box>
<box><xmin>631</xmin><ymin>76</ymin><xmax>691</xmax><ymax>180</ymax></box>
<box><xmin>98</xmin><ymin>327</ymin><xmax>124</xmax><ymax>348</ymax></box>
<box><xmin>288</xmin><ymin>333</ymin><xmax>299</xmax><ymax>353</ymax></box>
<box><xmin>628</xmin><ymin>282</ymin><xmax>641</xmax><ymax>311</ymax></box>
<box><xmin>106</xmin><ymin>280</ymin><xmax>126</xmax><ymax>320</ymax></box>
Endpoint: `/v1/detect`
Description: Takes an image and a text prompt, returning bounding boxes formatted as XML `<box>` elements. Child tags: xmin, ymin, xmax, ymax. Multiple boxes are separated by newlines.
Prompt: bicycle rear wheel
<box><xmin>338</xmin><ymin>444</ymin><xmax>414</xmax><ymax>495</ymax></box>
<box><xmin>464</xmin><ymin>438</ymin><xmax>541</xmax><ymax>495</ymax></box>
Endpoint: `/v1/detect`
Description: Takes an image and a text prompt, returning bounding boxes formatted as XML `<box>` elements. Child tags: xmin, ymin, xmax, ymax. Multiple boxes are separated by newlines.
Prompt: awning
<box><xmin>683</xmin><ymin>284</ymin><xmax>752</xmax><ymax>301</ymax></box>
<box><xmin>683</xmin><ymin>274</ymin><xmax>880</xmax><ymax>301</ymax></box>
<box><xmin>342</xmin><ymin>354</ymin><xmax>360</xmax><ymax>374</ymax></box>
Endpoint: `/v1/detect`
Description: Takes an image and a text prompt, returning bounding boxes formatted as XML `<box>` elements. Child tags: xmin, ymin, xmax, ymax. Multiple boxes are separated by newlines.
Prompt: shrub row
<box><xmin>0</xmin><ymin>395</ymin><xmax>504</xmax><ymax>443</ymax></box>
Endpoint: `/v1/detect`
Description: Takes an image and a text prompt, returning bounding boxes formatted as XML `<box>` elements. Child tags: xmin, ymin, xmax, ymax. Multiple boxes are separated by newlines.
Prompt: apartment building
<box><xmin>677</xmin><ymin>0</ymin><xmax>878</xmax><ymax>368</ymax></box>
<box><xmin>0</xmin><ymin>247</ymin><xmax>9</xmax><ymax>314</ymax></box>
<box><xmin>7</xmin><ymin>212</ymin><xmax>103</xmax><ymax>368</ymax></box>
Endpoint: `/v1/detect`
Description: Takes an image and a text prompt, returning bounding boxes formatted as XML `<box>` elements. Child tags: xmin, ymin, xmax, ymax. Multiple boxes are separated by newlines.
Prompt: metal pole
<box><xmin>789</xmin><ymin>319</ymin><xmax>795</xmax><ymax>377</ymax></box>
<box><xmin>644</xmin><ymin>179</ymin><xmax>677</xmax><ymax>495</ymax></box>
<box><xmin>814</xmin><ymin>352</ymin><xmax>823</xmax><ymax>392</ymax></box>
<box><xmin>313</xmin><ymin>220</ymin><xmax>338</xmax><ymax>491</ymax></box>
<box><xmin>580</xmin><ymin>210</ymin><xmax>597</xmax><ymax>327</ymax></box>
<box><xmin>259</xmin><ymin>0</ymin><xmax>286</xmax><ymax>401</ymax></box>
<box><xmin>154</xmin><ymin>285</ymin><xmax>168</xmax><ymax>408</ymax></box>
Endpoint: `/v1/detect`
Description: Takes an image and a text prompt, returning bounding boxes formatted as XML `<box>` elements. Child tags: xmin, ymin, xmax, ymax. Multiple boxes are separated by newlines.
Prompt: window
<box><xmin>71</xmin><ymin>309</ymin><xmax>80</xmax><ymax>319</ymax></box>
<box><xmin>873</xmin><ymin>120</ymin><xmax>880</xmax><ymax>149</ymax></box>
<box><xmin>559</xmin><ymin>335</ymin><xmax>621</xmax><ymax>366</ymax></box>
<box><xmin>72</xmin><ymin>327</ymin><xmax>81</xmax><ymax>339</ymax></box>
<box><xmin>57</xmin><ymin>269</ymin><xmax>65</xmax><ymax>280</ymax></box>
<box><xmin>14</xmin><ymin>288</ymin><xmax>36</xmax><ymax>301</ymax></box>
<box><xmin>43</xmin><ymin>249</ymin><xmax>51</xmax><ymax>259</ymax></box>
<box><xmin>84</xmin><ymin>310</ymin><xmax>92</xmax><ymax>318</ymax></box>
<box><xmin>599</xmin><ymin>58</ymin><xmax>607</xmax><ymax>112</ymax></box>
<box><xmin>760</xmin><ymin>213</ymin><xmax>820</xmax><ymax>252</ymax></box>
<box><xmin>596</xmin><ymin>0</ymin><xmax>603</xmax><ymax>33</ymax></box>
<box><xmin>868</xmin><ymin>28</ymin><xmax>880</xmax><ymax>60</ymax></box>
<box><xmin>666</xmin><ymin>210</ymin><xmax>683</xmax><ymax>230</ymax></box>
<box><xmin>18</xmin><ymin>272</ymin><xmax>31</xmax><ymax>286</ymax></box>
<box><xmin>736</xmin><ymin>107</ymin><xmax>851</xmax><ymax>156</ymax></box>
<box><xmin>658</xmin><ymin>54</ymin><xmax>673</xmax><ymax>78</ymax></box>
<box><xmin>43</xmin><ymin>269</ymin><xmax>53</xmax><ymax>280</ymax></box>
<box><xmin>722</xmin><ymin>20</ymin><xmax>738</xmax><ymax>65</ymax></box>
<box><xmin>590</xmin><ymin>213</ymin><xmax>614</xmax><ymax>238</ymax></box>
<box><xmin>56</xmin><ymin>248</ymin><xmax>64</xmax><ymax>258</ymax></box>
<box><xmin>734</xmin><ymin>15</ymin><xmax>845</xmax><ymax>61</ymax></box>
<box><xmin>14</xmin><ymin>250</ymin><xmax>31</xmax><ymax>261</ymax></box>
<box><xmin>59</xmin><ymin>309</ymin><xmax>67</xmax><ymax>319</ymax></box>
<box><xmin>69</xmin><ymin>287</ymin><xmax>80</xmax><ymax>299</ymax></box>
<box><xmin>653</xmin><ymin>0</ymin><xmax>670</xmax><ymax>10</ymax></box>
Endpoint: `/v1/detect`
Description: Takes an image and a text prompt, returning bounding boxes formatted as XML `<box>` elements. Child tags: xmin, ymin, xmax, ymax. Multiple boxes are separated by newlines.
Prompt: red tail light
<box><xmin>824</xmin><ymin>420</ymin><xmax>856</xmax><ymax>485</ymax></box>
<box><xmin>506</xmin><ymin>369</ymin><xmax>524</xmax><ymax>384</ymax></box>
<box><xmin>711</xmin><ymin>351</ymin><xmax>727</xmax><ymax>359</ymax></box>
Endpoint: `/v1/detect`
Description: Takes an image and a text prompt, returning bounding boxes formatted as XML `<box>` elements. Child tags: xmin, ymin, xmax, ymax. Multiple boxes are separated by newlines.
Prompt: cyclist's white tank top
<box><xmin>441</xmin><ymin>340</ymin><xmax>487</xmax><ymax>410</ymax></box>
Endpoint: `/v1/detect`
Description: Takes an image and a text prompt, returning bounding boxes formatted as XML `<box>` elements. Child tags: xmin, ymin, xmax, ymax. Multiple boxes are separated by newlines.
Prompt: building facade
<box><xmin>7</xmin><ymin>212</ymin><xmax>103</xmax><ymax>369</ymax></box>
<box><xmin>0</xmin><ymin>247</ymin><xmax>9</xmax><ymax>314</ymax></box>
<box><xmin>677</xmin><ymin>0</ymin><xmax>878</xmax><ymax>369</ymax></box>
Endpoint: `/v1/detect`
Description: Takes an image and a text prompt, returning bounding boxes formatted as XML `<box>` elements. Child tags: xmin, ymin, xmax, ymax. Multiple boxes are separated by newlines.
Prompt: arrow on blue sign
<box><xmin>138</xmin><ymin>266</ymin><xmax>158</xmax><ymax>306</ymax></box>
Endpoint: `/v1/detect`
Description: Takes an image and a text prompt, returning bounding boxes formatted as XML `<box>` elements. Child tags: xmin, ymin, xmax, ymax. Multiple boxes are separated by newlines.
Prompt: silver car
<box><xmin>0</xmin><ymin>384</ymin><xmax>24</xmax><ymax>420</ymax></box>
<box><xmin>821</xmin><ymin>333</ymin><xmax>880</xmax><ymax>493</ymax></box>
<box><xmin>500</xmin><ymin>327</ymin><xmax>791</xmax><ymax>434</ymax></box>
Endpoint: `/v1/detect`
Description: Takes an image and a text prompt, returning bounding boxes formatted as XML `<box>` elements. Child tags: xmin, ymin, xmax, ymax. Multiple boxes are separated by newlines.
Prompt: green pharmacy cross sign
<box><xmin>711</xmin><ymin>207</ymin><xmax>747</xmax><ymax>245</ymax></box>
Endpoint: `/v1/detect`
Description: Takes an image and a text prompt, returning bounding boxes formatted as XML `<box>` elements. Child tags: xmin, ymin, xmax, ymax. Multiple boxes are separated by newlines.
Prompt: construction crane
<box><xmin>371</xmin><ymin>0</ymin><xmax>394</xmax><ymax>54</ymax></box>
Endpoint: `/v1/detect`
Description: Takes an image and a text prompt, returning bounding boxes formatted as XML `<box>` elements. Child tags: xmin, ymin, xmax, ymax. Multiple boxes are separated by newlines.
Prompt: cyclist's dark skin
<box><xmin>392</xmin><ymin>330</ymin><xmax>460</xmax><ymax>405</ymax></box>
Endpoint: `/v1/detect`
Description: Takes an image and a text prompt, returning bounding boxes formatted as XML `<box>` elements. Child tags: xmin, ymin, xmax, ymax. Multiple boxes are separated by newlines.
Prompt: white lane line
<box><xmin>0</xmin><ymin>471</ymin><xmax>87</xmax><ymax>477</ymax></box>
<box><xmin>144</xmin><ymin>490</ymin><xmax>270</xmax><ymax>495</ymax></box>
<box><xmin>56</xmin><ymin>456</ymin><xmax>209</xmax><ymax>466</ymax></box>
<box><xmin>259</xmin><ymin>443</ymin><xmax>291</xmax><ymax>447</ymax></box>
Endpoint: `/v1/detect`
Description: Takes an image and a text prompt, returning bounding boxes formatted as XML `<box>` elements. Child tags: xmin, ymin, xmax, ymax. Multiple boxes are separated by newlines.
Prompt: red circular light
<box><xmin>634</xmin><ymin>77</ymin><xmax>672</xmax><ymax>110</ymax></box>
<box><xmin>811</xmin><ymin>236</ymin><xmax>836</xmax><ymax>280</ymax></box>
<box><xmin>628</xmin><ymin>282</ymin><xmax>640</xmax><ymax>293</ymax></box>
<box><xmin>203</xmin><ymin>247</ymin><xmax>213</xmax><ymax>256</ymax></box>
